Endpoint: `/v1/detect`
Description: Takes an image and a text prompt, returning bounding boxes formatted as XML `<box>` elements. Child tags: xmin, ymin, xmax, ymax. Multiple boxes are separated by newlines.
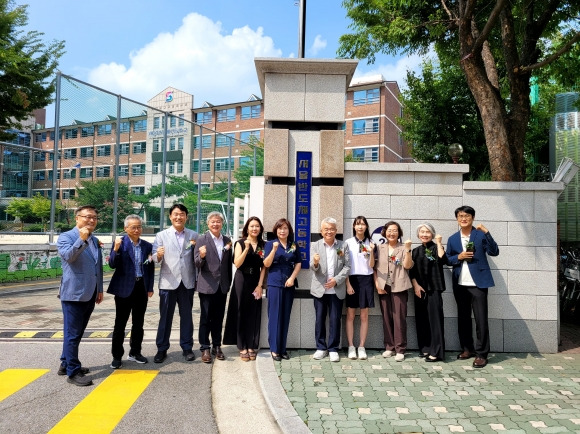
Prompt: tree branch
<box><xmin>471</xmin><ymin>0</ymin><xmax>510</xmax><ymax>54</ymax></box>
<box><xmin>517</xmin><ymin>31</ymin><xmax>580</xmax><ymax>73</ymax></box>
<box><xmin>441</xmin><ymin>0</ymin><xmax>454</xmax><ymax>21</ymax></box>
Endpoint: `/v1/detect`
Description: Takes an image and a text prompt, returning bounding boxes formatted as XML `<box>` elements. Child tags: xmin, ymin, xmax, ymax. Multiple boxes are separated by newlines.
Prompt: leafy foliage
<box><xmin>76</xmin><ymin>179</ymin><xmax>135</xmax><ymax>231</ymax></box>
<box><xmin>0</xmin><ymin>0</ymin><xmax>65</xmax><ymax>140</ymax></box>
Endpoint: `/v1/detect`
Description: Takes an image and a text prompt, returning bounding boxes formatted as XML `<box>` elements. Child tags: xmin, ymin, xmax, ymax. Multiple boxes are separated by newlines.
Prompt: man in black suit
<box><xmin>194</xmin><ymin>211</ymin><xmax>233</xmax><ymax>363</ymax></box>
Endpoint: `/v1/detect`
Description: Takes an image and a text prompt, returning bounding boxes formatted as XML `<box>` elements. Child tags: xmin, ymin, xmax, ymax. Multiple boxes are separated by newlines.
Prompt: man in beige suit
<box><xmin>152</xmin><ymin>204</ymin><xmax>198</xmax><ymax>363</ymax></box>
<box><xmin>309</xmin><ymin>217</ymin><xmax>351</xmax><ymax>362</ymax></box>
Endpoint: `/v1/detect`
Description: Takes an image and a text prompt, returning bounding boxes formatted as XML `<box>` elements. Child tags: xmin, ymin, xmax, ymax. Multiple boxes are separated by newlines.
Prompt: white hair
<box><xmin>416</xmin><ymin>222</ymin><xmax>436</xmax><ymax>238</ymax></box>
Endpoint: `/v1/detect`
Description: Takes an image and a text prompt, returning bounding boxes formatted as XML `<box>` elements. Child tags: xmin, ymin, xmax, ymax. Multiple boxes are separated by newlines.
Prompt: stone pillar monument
<box><xmin>254</xmin><ymin>58</ymin><xmax>358</xmax><ymax>348</ymax></box>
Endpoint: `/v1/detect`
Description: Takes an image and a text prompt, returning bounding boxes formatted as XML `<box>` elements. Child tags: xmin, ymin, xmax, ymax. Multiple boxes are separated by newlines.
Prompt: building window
<box><xmin>96</xmin><ymin>145</ymin><xmax>111</xmax><ymax>157</ymax></box>
<box><xmin>120</xmin><ymin>143</ymin><xmax>130</xmax><ymax>155</ymax></box>
<box><xmin>177</xmin><ymin>137</ymin><xmax>184</xmax><ymax>150</ymax></box>
<box><xmin>239</xmin><ymin>156</ymin><xmax>251</xmax><ymax>166</ymax></box>
<box><xmin>153</xmin><ymin>139</ymin><xmax>164</xmax><ymax>152</ymax></box>
<box><xmin>353</xmin><ymin>88</ymin><xmax>380</xmax><ymax>106</ymax></box>
<box><xmin>215</xmin><ymin>158</ymin><xmax>234</xmax><ymax>171</ymax></box>
<box><xmin>352</xmin><ymin>118</ymin><xmax>379</xmax><ymax>135</ymax></box>
<box><xmin>35</xmin><ymin>132</ymin><xmax>47</xmax><ymax>142</ymax></box>
<box><xmin>170</xmin><ymin>116</ymin><xmax>177</xmax><ymax>128</ymax></box>
<box><xmin>241</xmin><ymin>104</ymin><xmax>261</xmax><ymax>120</ymax></box>
<box><xmin>118</xmin><ymin>165</ymin><xmax>129</xmax><ymax>176</ymax></box>
<box><xmin>352</xmin><ymin>147</ymin><xmax>379</xmax><ymax>162</ymax></box>
<box><xmin>193</xmin><ymin>135</ymin><xmax>212</xmax><ymax>149</ymax></box>
<box><xmin>216</xmin><ymin>133</ymin><xmax>235</xmax><ymax>147</ymax></box>
<box><xmin>97</xmin><ymin>124</ymin><xmax>112</xmax><ymax>136</ymax></box>
<box><xmin>152</xmin><ymin>162</ymin><xmax>160</xmax><ymax>174</ymax></box>
<box><xmin>131</xmin><ymin>186</ymin><xmax>145</xmax><ymax>195</ymax></box>
<box><xmin>65</xmin><ymin>129</ymin><xmax>78</xmax><ymax>139</ymax></box>
<box><xmin>80</xmin><ymin>168</ymin><xmax>93</xmax><ymax>178</ymax></box>
<box><xmin>133</xmin><ymin>141</ymin><xmax>146</xmax><ymax>154</ymax></box>
<box><xmin>153</xmin><ymin>116</ymin><xmax>165</xmax><ymax>129</ymax></box>
<box><xmin>178</xmin><ymin>114</ymin><xmax>185</xmax><ymax>126</ymax></box>
<box><xmin>168</xmin><ymin>162</ymin><xmax>175</xmax><ymax>174</ymax></box>
<box><xmin>196</xmin><ymin>111</ymin><xmax>212</xmax><ymax>124</ymax></box>
<box><xmin>119</xmin><ymin>122</ymin><xmax>130</xmax><ymax>133</ymax></box>
<box><xmin>217</xmin><ymin>108</ymin><xmax>236</xmax><ymax>122</ymax></box>
<box><xmin>63</xmin><ymin>149</ymin><xmax>77</xmax><ymax>159</ymax></box>
<box><xmin>132</xmin><ymin>164</ymin><xmax>145</xmax><ymax>176</ymax></box>
<box><xmin>63</xmin><ymin>169</ymin><xmax>77</xmax><ymax>179</ymax></box>
<box><xmin>133</xmin><ymin>119</ymin><xmax>147</xmax><ymax>132</ymax></box>
<box><xmin>81</xmin><ymin>126</ymin><xmax>94</xmax><ymax>137</ymax></box>
<box><xmin>61</xmin><ymin>189</ymin><xmax>75</xmax><ymax>200</ymax></box>
<box><xmin>192</xmin><ymin>159</ymin><xmax>211</xmax><ymax>172</ymax></box>
<box><xmin>34</xmin><ymin>152</ymin><xmax>46</xmax><ymax>162</ymax></box>
<box><xmin>80</xmin><ymin>147</ymin><xmax>94</xmax><ymax>158</ymax></box>
<box><xmin>34</xmin><ymin>171</ymin><xmax>45</xmax><ymax>181</ymax></box>
<box><xmin>96</xmin><ymin>166</ymin><xmax>111</xmax><ymax>178</ymax></box>
<box><xmin>239</xmin><ymin>130</ymin><xmax>260</xmax><ymax>144</ymax></box>
<box><xmin>177</xmin><ymin>161</ymin><xmax>183</xmax><ymax>173</ymax></box>
<box><xmin>169</xmin><ymin>137</ymin><xmax>176</xmax><ymax>151</ymax></box>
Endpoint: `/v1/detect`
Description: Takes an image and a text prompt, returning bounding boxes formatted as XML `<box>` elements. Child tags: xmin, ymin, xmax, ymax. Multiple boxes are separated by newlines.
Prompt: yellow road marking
<box><xmin>0</xmin><ymin>369</ymin><xmax>49</xmax><ymax>402</ymax></box>
<box><xmin>52</xmin><ymin>331</ymin><xmax>64</xmax><ymax>338</ymax></box>
<box><xmin>13</xmin><ymin>331</ymin><xmax>38</xmax><ymax>338</ymax></box>
<box><xmin>49</xmin><ymin>370</ymin><xmax>158</xmax><ymax>433</ymax></box>
<box><xmin>88</xmin><ymin>331</ymin><xmax>110</xmax><ymax>338</ymax></box>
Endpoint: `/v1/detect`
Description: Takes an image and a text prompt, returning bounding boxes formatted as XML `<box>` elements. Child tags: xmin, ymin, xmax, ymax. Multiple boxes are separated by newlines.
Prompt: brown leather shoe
<box><xmin>201</xmin><ymin>349</ymin><xmax>212</xmax><ymax>363</ymax></box>
<box><xmin>457</xmin><ymin>350</ymin><xmax>475</xmax><ymax>360</ymax></box>
<box><xmin>473</xmin><ymin>357</ymin><xmax>488</xmax><ymax>368</ymax></box>
<box><xmin>212</xmin><ymin>346</ymin><xmax>225</xmax><ymax>360</ymax></box>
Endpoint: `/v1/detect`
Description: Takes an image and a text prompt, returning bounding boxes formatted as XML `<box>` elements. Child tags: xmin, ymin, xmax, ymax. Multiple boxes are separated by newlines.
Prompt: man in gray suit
<box><xmin>152</xmin><ymin>204</ymin><xmax>198</xmax><ymax>363</ymax></box>
<box><xmin>310</xmin><ymin>217</ymin><xmax>351</xmax><ymax>362</ymax></box>
<box><xmin>57</xmin><ymin>205</ymin><xmax>104</xmax><ymax>386</ymax></box>
<box><xmin>194</xmin><ymin>211</ymin><xmax>233</xmax><ymax>363</ymax></box>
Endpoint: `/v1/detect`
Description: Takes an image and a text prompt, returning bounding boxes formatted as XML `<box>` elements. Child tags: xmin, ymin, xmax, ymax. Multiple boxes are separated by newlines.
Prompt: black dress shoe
<box><xmin>281</xmin><ymin>352</ymin><xmax>290</xmax><ymax>360</ymax></box>
<box><xmin>212</xmin><ymin>346</ymin><xmax>225</xmax><ymax>360</ymax></box>
<box><xmin>154</xmin><ymin>350</ymin><xmax>167</xmax><ymax>363</ymax></box>
<box><xmin>457</xmin><ymin>351</ymin><xmax>475</xmax><ymax>360</ymax></box>
<box><xmin>271</xmin><ymin>353</ymin><xmax>281</xmax><ymax>361</ymax></box>
<box><xmin>58</xmin><ymin>366</ymin><xmax>89</xmax><ymax>376</ymax></box>
<box><xmin>425</xmin><ymin>356</ymin><xmax>443</xmax><ymax>363</ymax></box>
<box><xmin>183</xmin><ymin>349</ymin><xmax>195</xmax><ymax>361</ymax></box>
<box><xmin>67</xmin><ymin>371</ymin><xmax>93</xmax><ymax>387</ymax></box>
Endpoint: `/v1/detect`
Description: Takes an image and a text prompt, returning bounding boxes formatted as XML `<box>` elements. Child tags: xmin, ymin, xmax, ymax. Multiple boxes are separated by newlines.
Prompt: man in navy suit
<box><xmin>57</xmin><ymin>205</ymin><xmax>103</xmax><ymax>386</ymax></box>
<box><xmin>107</xmin><ymin>215</ymin><xmax>155</xmax><ymax>369</ymax></box>
<box><xmin>194</xmin><ymin>211</ymin><xmax>233</xmax><ymax>363</ymax></box>
<box><xmin>152</xmin><ymin>204</ymin><xmax>198</xmax><ymax>363</ymax></box>
<box><xmin>446</xmin><ymin>205</ymin><xmax>499</xmax><ymax>368</ymax></box>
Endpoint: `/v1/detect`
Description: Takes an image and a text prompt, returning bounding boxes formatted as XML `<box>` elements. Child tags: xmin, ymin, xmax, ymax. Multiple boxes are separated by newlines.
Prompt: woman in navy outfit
<box><xmin>263</xmin><ymin>218</ymin><xmax>301</xmax><ymax>361</ymax></box>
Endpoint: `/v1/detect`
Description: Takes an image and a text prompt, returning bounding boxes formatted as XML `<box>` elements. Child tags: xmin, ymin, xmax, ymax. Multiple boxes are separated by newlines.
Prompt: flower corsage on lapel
<box><xmin>389</xmin><ymin>254</ymin><xmax>401</xmax><ymax>266</ymax></box>
<box><xmin>359</xmin><ymin>243</ymin><xmax>370</xmax><ymax>259</ymax></box>
<box><xmin>143</xmin><ymin>254</ymin><xmax>153</xmax><ymax>265</ymax></box>
<box><xmin>223</xmin><ymin>241</ymin><xmax>232</xmax><ymax>253</ymax></box>
<box><xmin>286</xmin><ymin>243</ymin><xmax>296</xmax><ymax>254</ymax></box>
<box><xmin>424</xmin><ymin>247</ymin><xmax>436</xmax><ymax>261</ymax></box>
<box><xmin>255</xmin><ymin>246</ymin><xmax>264</xmax><ymax>258</ymax></box>
<box><xmin>336</xmin><ymin>246</ymin><xmax>344</xmax><ymax>257</ymax></box>
<box><xmin>185</xmin><ymin>239</ymin><xmax>196</xmax><ymax>250</ymax></box>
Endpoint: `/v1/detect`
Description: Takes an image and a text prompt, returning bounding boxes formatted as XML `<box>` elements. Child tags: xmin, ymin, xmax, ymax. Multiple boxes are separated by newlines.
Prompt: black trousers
<box><xmin>453</xmin><ymin>285</ymin><xmax>489</xmax><ymax>358</ymax></box>
<box><xmin>414</xmin><ymin>290</ymin><xmax>445</xmax><ymax>359</ymax></box>
<box><xmin>112</xmin><ymin>279</ymin><xmax>148</xmax><ymax>360</ymax></box>
<box><xmin>198</xmin><ymin>291</ymin><xmax>227</xmax><ymax>351</ymax></box>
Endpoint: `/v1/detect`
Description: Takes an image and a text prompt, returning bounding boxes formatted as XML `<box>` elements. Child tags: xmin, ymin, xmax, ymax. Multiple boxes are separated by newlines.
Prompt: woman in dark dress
<box><xmin>223</xmin><ymin>217</ymin><xmax>266</xmax><ymax>361</ymax></box>
<box><xmin>409</xmin><ymin>222</ymin><xmax>448</xmax><ymax>362</ymax></box>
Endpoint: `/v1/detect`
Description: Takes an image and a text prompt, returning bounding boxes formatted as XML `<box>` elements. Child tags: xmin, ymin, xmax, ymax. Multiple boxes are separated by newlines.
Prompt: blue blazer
<box><xmin>446</xmin><ymin>228</ymin><xmax>499</xmax><ymax>289</ymax></box>
<box><xmin>107</xmin><ymin>236</ymin><xmax>155</xmax><ymax>298</ymax></box>
<box><xmin>57</xmin><ymin>227</ymin><xmax>104</xmax><ymax>302</ymax></box>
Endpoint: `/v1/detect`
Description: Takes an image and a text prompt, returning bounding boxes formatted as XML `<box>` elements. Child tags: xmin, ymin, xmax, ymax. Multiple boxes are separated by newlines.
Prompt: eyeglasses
<box><xmin>457</xmin><ymin>214</ymin><xmax>473</xmax><ymax>220</ymax></box>
<box><xmin>77</xmin><ymin>215</ymin><xmax>98</xmax><ymax>221</ymax></box>
<box><xmin>127</xmin><ymin>226</ymin><xmax>142</xmax><ymax>231</ymax></box>
<box><xmin>322</xmin><ymin>228</ymin><xmax>337</xmax><ymax>233</ymax></box>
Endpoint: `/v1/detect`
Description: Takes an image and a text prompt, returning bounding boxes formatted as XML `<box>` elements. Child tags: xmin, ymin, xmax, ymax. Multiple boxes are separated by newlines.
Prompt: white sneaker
<box><xmin>329</xmin><ymin>351</ymin><xmax>340</xmax><ymax>362</ymax></box>
<box><xmin>358</xmin><ymin>347</ymin><xmax>367</xmax><ymax>360</ymax></box>
<box><xmin>313</xmin><ymin>350</ymin><xmax>328</xmax><ymax>360</ymax></box>
<box><xmin>348</xmin><ymin>346</ymin><xmax>357</xmax><ymax>359</ymax></box>
<box><xmin>382</xmin><ymin>350</ymin><xmax>394</xmax><ymax>358</ymax></box>
<box><xmin>395</xmin><ymin>353</ymin><xmax>405</xmax><ymax>362</ymax></box>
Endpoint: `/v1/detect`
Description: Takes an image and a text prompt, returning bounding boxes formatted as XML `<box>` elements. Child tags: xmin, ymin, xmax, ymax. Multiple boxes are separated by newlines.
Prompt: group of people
<box><xmin>56</xmin><ymin>203</ymin><xmax>498</xmax><ymax>387</ymax></box>
<box><xmin>309</xmin><ymin>206</ymin><xmax>499</xmax><ymax>370</ymax></box>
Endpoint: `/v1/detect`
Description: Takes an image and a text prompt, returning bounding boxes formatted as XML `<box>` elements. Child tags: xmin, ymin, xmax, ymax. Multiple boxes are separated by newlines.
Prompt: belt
<box><xmin>135</xmin><ymin>276</ymin><xmax>142</xmax><ymax>281</ymax></box>
<box><xmin>241</xmin><ymin>267</ymin><xmax>256</xmax><ymax>275</ymax></box>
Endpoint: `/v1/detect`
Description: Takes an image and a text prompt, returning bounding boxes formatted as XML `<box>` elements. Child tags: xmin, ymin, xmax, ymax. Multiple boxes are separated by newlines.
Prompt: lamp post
<box><xmin>448</xmin><ymin>143</ymin><xmax>463</xmax><ymax>164</ymax></box>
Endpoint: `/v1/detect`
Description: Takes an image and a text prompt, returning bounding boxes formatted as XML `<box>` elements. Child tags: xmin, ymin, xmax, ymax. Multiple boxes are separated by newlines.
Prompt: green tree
<box><xmin>400</xmin><ymin>59</ymin><xmax>489</xmax><ymax>178</ymax></box>
<box><xmin>76</xmin><ymin>179</ymin><xmax>135</xmax><ymax>231</ymax></box>
<box><xmin>0</xmin><ymin>0</ymin><xmax>64</xmax><ymax>139</ymax></box>
<box><xmin>31</xmin><ymin>193</ymin><xmax>60</xmax><ymax>231</ymax></box>
<box><xmin>233</xmin><ymin>142</ymin><xmax>264</xmax><ymax>195</ymax></box>
<box><xmin>6</xmin><ymin>197</ymin><xmax>32</xmax><ymax>230</ymax></box>
<box><xmin>338</xmin><ymin>0</ymin><xmax>580</xmax><ymax>181</ymax></box>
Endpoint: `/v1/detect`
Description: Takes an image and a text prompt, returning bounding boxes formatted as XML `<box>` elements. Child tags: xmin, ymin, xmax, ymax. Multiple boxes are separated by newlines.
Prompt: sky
<box><xmin>22</xmin><ymin>0</ymin><xmax>425</xmax><ymax>116</ymax></box>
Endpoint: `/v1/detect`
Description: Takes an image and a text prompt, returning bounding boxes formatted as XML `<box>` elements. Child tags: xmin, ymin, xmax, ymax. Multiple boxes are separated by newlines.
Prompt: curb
<box><xmin>256</xmin><ymin>350</ymin><xmax>312</xmax><ymax>434</ymax></box>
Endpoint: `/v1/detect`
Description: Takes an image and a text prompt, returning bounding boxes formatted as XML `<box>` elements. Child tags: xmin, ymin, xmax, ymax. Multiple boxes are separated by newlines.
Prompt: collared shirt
<box><xmin>211</xmin><ymin>232</ymin><xmax>224</xmax><ymax>261</ymax></box>
<box><xmin>324</xmin><ymin>239</ymin><xmax>337</xmax><ymax>295</ymax></box>
<box><xmin>345</xmin><ymin>237</ymin><xmax>374</xmax><ymax>276</ymax></box>
<box><xmin>132</xmin><ymin>239</ymin><xmax>143</xmax><ymax>278</ymax></box>
<box><xmin>172</xmin><ymin>227</ymin><xmax>185</xmax><ymax>250</ymax></box>
<box><xmin>458</xmin><ymin>234</ymin><xmax>476</xmax><ymax>286</ymax></box>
